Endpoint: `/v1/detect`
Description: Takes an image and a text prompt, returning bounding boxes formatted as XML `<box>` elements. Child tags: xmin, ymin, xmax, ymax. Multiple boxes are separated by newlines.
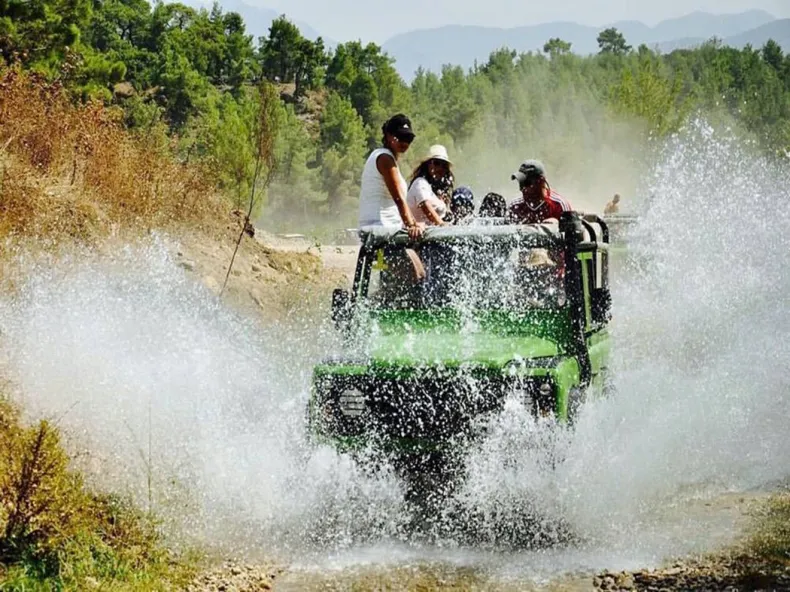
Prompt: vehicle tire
<box><xmin>394</xmin><ymin>451</ymin><xmax>461</xmax><ymax>536</ymax></box>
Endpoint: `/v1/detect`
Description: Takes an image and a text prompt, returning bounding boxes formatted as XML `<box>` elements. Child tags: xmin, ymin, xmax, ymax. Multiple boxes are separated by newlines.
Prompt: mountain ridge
<box><xmin>382</xmin><ymin>10</ymin><xmax>782</xmax><ymax>79</ymax></box>
<box><xmin>183</xmin><ymin>0</ymin><xmax>331</xmax><ymax>44</ymax></box>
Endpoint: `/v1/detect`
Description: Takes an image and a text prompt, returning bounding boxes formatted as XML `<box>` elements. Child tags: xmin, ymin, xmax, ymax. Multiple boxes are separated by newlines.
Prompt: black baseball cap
<box><xmin>383</xmin><ymin>113</ymin><xmax>416</xmax><ymax>141</ymax></box>
<box><xmin>512</xmin><ymin>159</ymin><xmax>546</xmax><ymax>185</ymax></box>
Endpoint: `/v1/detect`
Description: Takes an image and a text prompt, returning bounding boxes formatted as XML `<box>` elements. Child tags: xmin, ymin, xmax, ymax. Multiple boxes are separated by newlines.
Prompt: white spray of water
<box><xmin>1</xmin><ymin>121</ymin><xmax>789</xmax><ymax>575</ymax></box>
<box><xmin>0</xmin><ymin>239</ymin><xmax>404</xmax><ymax>558</ymax></box>
<box><xmin>458</xmin><ymin>119</ymin><xmax>790</xmax><ymax>562</ymax></box>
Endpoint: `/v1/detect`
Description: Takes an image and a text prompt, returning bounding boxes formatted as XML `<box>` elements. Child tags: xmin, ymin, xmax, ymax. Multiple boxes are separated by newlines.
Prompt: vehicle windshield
<box><xmin>366</xmin><ymin>241</ymin><xmax>566</xmax><ymax>311</ymax></box>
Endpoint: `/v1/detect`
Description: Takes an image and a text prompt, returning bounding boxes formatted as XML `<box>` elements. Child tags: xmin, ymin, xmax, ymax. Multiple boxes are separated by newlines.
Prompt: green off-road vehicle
<box><xmin>308</xmin><ymin>212</ymin><xmax>612</xmax><ymax>473</ymax></box>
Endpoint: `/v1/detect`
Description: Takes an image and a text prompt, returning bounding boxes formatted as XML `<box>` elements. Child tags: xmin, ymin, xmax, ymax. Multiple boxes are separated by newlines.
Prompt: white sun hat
<box><xmin>422</xmin><ymin>144</ymin><xmax>453</xmax><ymax>166</ymax></box>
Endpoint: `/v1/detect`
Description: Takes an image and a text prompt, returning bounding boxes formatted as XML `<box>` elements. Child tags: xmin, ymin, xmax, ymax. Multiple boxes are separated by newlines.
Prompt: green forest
<box><xmin>2</xmin><ymin>0</ymin><xmax>789</xmax><ymax>232</ymax></box>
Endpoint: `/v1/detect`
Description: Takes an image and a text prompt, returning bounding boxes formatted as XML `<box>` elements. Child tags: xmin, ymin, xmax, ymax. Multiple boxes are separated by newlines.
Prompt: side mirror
<box><xmin>331</xmin><ymin>288</ymin><xmax>351</xmax><ymax>328</ymax></box>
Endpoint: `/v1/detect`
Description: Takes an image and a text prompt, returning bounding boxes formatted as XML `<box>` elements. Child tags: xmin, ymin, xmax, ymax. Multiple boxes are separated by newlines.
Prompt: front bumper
<box><xmin>308</xmin><ymin>369</ymin><xmax>557</xmax><ymax>452</ymax></box>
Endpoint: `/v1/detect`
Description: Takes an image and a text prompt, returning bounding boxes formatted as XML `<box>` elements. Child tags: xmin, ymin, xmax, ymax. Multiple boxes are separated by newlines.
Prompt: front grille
<box><xmin>315</xmin><ymin>371</ymin><xmax>552</xmax><ymax>443</ymax></box>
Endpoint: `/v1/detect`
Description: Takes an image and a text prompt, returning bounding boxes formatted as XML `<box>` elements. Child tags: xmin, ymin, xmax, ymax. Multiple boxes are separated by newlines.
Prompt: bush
<box><xmin>745</xmin><ymin>493</ymin><xmax>790</xmax><ymax>564</ymax></box>
<box><xmin>0</xmin><ymin>67</ymin><xmax>222</xmax><ymax>244</ymax></box>
<box><xmin>0</xmin><ymin>397</ymin><xmax>197</xmax><ymax>589</ymax></box>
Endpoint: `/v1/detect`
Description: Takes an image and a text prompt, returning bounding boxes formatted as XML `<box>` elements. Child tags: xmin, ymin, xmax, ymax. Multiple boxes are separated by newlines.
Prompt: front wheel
<box><xmin>392</xmin><ymin>450</ymin><xmax>463</xmax><ymax>536</ymax></box>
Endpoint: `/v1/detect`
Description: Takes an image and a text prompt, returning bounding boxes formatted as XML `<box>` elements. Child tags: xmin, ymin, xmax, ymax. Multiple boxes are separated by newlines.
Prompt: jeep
<box><xmin>308</xmin><ymin>212</ymin><xmax>612</xmax><ymax>468</ymax></box>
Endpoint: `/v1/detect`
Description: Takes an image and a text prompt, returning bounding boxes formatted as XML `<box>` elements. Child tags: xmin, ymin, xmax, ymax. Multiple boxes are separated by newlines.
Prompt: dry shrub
<box><xmin>0</xmin><ymin>397</ymin><xmax>195</xmax><ymax>587</ymax></box>
<box><xmin>0</xmin><ymin>402</ymin><xmax>87</xmax><ymax>568</ymax></box>
<box><xmin>0</xmin><ymin>165</ymin><xmax>104</xmax><ymax>241</ymax></box>
<box><xmin>0</xmin><ymin>67</ymin><xmax>223</xmax><ymax>245</ymax></box>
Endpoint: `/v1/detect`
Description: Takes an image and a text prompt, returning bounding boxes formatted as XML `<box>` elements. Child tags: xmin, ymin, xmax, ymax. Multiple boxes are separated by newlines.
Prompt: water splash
<box><xmin>0</xmin><ymin>120</ymin><xmax>789</xmax><ymax>577</ymax></box>
<box><xmin>458</xmin><ymin>119</ymin><xmax>790</xmax><ymax>557</ymax></box>
<box><xmin>0</xmin><ymin>237</ymin><xmax>403</xmax><ymax>558</ymax></box>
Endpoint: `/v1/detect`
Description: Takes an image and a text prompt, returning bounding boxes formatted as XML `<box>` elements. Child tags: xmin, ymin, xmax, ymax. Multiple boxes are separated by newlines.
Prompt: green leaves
<box><xmin>259</xmin><ymin>15</ymin><xmax>326</xmax><ymax>96</ymax></box>
<box><xmin>4</xmin><ymin>0</ymin><xmax>790</xmax><ymax>228</ymax></box>
<box><xmin>597</xmin><ymin>28</ymin><xmax>632</xmax><ymax>56</ymax></box>
<box><xmin>543</xmin><ymin>38</ymin><xmax>572</xmax><ymax>58</ymax></box>
<box><xmin>318</xmin><ymin>92</ymin><xmax>366</xmax><ymax>210</ymax></box>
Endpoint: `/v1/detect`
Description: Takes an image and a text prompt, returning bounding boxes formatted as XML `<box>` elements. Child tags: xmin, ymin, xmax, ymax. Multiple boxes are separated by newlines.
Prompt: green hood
<box><xmin>370</xmin><ymin>331</ymin><xmax>559</xmax><ymax>367</ymax></box>
<box><xmin>362</xmin><ymin>309</ymin><xmax>569</xmax><ymax>368</ymax></box>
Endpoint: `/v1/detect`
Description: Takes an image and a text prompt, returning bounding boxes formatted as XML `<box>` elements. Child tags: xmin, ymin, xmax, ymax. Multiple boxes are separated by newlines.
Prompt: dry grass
<box><xmin>744</xmin><ymin>492</ymin><xmax>790</xmax><ymax>565</ymax></box>
<box><xmin>0</xmin><ymin>67</ymin><xmax>224</xmax><ymax>246</ymax></box>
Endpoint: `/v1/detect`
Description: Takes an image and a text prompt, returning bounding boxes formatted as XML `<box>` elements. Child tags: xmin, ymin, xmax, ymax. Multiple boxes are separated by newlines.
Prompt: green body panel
<box><xmin>362</xmin><ymin>309</ymin><xmax>568</xmax><ymax>368</ymax></box>
<box><xmin>587</xmin><ymin>329</ymin><xmax>611</xmax><ymax>376</ymax></box>
<box><xmin>550</xmin><ymin>357</ymin><xmax>581</xmax><ymax>418</ymax></box>
<box><xmin>369</xmin><ymin>308</ymin><xmax>573</xmax><ymax>340</ymax></box>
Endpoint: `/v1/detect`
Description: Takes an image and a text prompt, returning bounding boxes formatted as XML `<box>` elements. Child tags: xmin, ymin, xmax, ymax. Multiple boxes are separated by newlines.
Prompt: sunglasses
<box><xmin>520</xmin><ymin>176</ymin><xmax>543</xmax><ymax>189</ymax></box>
<box><xmin>429</xmin><ymin>158</ymin><xmax>449</xmax><ymax>168</ymax></box>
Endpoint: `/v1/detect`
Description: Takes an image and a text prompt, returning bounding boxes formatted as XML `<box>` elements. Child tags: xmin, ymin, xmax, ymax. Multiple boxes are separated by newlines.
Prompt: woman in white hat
<box><xmin>406</xmin><ymin>145</ymin><xmax>453</xmax><ymax>226</ymax></box>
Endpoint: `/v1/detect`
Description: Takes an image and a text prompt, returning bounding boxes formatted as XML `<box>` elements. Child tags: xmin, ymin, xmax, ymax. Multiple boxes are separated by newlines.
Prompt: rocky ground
<box><xmin>185</xmin><ymin>557</ymin><xmax>790</xmax><ymax>592</ymax></box>
<box><xmin>164</xmin><ymin>219</ymin><xmax>351</xmax><ymax>322</ymax></box>
<box><xmin>187</xmin><ymin>561</ymin><xmax>284</xmax><ymax>592</ymax></box>
<box><xmin>594</xmin><ymin>556</ymin><xmax>790</xmax><ymax>592</ymax></box>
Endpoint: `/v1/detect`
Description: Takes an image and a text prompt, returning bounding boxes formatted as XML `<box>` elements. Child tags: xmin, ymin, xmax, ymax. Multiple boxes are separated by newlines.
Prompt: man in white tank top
<box><xmin>358</xmin><ymin>114</ymin><xmax>424</xmax><ymax>239</ymax></box>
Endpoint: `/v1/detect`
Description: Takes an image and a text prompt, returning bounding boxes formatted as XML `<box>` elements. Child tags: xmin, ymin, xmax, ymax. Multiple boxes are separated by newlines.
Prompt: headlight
<box><xmin>338</xmin><ymin>388</ymin><xmax>366</xmax><ymax>417</ymax></box>
<box><xmin>504</xmin><ymin>358</ymin><xmax>525</xmax><ymax>376</ymax></box>
<box><xmin>539</xmin><ymin>382</ymin><xmax>552</xmax><ymax>397</ymax></box>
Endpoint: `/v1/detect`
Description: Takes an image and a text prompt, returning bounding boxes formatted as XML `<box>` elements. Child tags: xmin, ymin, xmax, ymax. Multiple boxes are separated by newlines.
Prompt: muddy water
<box><xmin>0</xmin><ymin>121</ymin><xmax>789</xmax><ymax>587</ymax></box>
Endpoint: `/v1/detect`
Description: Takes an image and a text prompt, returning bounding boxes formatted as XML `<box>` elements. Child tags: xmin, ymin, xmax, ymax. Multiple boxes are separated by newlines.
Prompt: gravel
<box><xmin>593</xmin><ymin>556</ymin><xmax>790</xmax><ymax>591</ymax></box>
<box><xmin>187</xmin><ymin>561</ymin><xmax>283</xmax><ymax>592</ymax></box>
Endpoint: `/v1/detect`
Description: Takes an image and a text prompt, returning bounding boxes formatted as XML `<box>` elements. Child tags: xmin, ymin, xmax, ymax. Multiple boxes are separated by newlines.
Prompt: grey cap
<box><xmin>511</xmin><ymin>159</ymin><xmax>547</xmax><ymax>185</ymax></box>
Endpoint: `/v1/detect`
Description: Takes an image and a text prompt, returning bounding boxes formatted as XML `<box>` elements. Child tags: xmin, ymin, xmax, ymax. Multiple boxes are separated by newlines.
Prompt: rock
<box><xmin>593</xmin><ymin>575</ymin><xmax>603</xmax><ymax>588</ymax></box>
<box><xmin>615</xmin><ymin>573</ymin><xmax>635</xmax><ymax>590</ymax></box>
<box><xmin>602</xmin><ymin>575</ymin><xmax>615</xmax><ymax>589</ymax></box>
<box><xmin>251</xmin><ymin>264</ymin><xmax>261</xmax><ymax>272</ymax></box>
<box><xmin>113</xmin><ymin>81</ymin><xmax>135</xmax><ymax>98</ymax></box>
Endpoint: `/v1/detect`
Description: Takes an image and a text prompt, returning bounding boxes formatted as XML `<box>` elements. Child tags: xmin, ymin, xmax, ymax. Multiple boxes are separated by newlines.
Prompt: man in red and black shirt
<box><xmin>507</xmin><ymin>159</ymin><xmax>572</xmax><ymax>224</ymax></box>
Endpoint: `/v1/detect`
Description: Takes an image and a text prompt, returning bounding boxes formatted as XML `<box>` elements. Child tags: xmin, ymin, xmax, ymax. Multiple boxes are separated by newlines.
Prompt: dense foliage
<box><xmin>0</xmin><ymin>396</ymin><xmax>196</xmax><ymax>589</ymax></box>
<box><xmin>2</xmin><ymin>0</ymin><xmax>789</xmax><ymax>232</ymax></box>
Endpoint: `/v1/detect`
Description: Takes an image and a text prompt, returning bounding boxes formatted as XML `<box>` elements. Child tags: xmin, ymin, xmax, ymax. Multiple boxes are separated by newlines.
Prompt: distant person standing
<box><xmin>604</xmin><ymin>193</ymin><xmax>621</xmax><ymax>215</ymax></box>
<box><xmin>358</xmin><ymin>114</ymin><xmax>423</xmax><ymax>239</ymax></box>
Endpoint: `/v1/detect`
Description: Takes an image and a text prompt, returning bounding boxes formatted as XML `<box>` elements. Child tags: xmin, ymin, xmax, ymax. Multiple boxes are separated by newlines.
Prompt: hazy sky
<box><xmin>262</xmin><ymin>0</ymin><xmax>790</xmax><ymax>43</ymax></box>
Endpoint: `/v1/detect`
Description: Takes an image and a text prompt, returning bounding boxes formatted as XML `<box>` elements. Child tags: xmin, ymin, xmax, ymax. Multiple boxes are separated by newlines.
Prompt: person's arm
<box><xmin>376</xmin><ymin>153</ymin><xmax>423</xmax><ymax>239</ymax></box>
<box><xmin>418</xmin><ymin>201</ymin><xmax>447</xmax><ymax>226</ymax></box>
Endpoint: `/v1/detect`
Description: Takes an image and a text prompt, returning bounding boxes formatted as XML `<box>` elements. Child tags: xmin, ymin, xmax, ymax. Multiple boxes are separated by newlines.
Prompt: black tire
<box><xmin>393</xmin><ymin>450</ymin><xmax>462</xmax><ymax>536</ymax></box>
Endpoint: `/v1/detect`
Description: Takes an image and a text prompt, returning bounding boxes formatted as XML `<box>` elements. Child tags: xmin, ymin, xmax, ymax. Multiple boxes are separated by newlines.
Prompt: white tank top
<box><xmin>358</xmin><ymin>148</ymin><xmax>407</xmax><ymax>227</ymax></box>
